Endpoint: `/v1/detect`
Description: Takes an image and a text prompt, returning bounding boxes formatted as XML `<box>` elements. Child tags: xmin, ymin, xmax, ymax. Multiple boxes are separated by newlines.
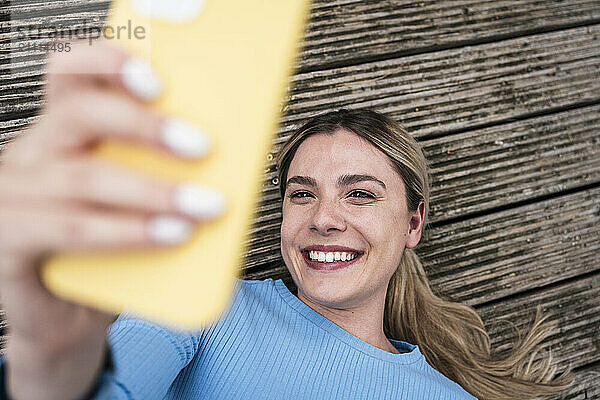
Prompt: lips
<box><xmin>301</xmin><ymin>245</ymin><xmax>363</xmax><ymax>253</ymax></box>
<box><xmin>300</xmin><ymin>245</ymin><xmax>364</xmax><ymax>271</ymax></box>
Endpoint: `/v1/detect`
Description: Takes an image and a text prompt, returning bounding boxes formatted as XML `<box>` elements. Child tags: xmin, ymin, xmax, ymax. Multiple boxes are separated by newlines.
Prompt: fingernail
<box><xmin>120</xmin><ymin>57</ymin><xmax>163</xmax><ymax>100</ymax></box>
<box><xmin>132</xmin><ymin>0</ymin><xmax>206</xmax><ymax>22</ymax></box>
<box><xmin>160</xmin><ymin>118</ymin><xmax>211</xmax><ymax>158</ymax></box>
<box><xmin>174</xmin><ymin>183</ymin><xmax>226</xmax><ymax>219</ymax></box>
<box><xmin>147</xmin><ymin>216</ymin><xmax>193</xmax><ymax>244</ymax></box>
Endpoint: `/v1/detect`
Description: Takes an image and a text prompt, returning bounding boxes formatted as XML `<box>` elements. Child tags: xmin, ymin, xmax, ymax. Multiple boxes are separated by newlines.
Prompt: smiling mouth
<box><xmin>307</xmin><ymin>250</ymin><xmax>358</xmax><ymax>262</ymax></box>
<box><xmin>301</xmin><ymin>250</ymin><xmax>363</xmax><ymax>271</ymax></box>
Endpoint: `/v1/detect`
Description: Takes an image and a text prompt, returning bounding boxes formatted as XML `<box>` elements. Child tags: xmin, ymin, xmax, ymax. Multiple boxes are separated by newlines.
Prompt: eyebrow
<box><xmin>286</xmin><ymin>175</ymin><xmax>317</xmax><ymax>188</ymax></box>
<box><xmin>338</xmin><ymin>174</ymin><xmax>387</xmax><ymax>190</ymax></box>
<box><xmin>286</xmin><ymin>174</ymin><xmax>387</xmax><ymax>190</ymax></box>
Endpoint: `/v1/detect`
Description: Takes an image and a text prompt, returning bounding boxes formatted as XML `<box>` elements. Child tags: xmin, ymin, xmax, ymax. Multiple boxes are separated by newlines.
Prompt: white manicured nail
<box><xmin>120</xmin><ymin>57</ymin><xmax>162</xmax><ymax>100</ymax></box>
<box><xmin>148</xmin><ymin>216</ymin><xmax>193</xmax><ymax>244</ymax></box>
<box><xmin>174</xmin><ymin>183</ymin><xmax>226</xmax><ymax>219</ymax></box>
<box><xmin>160</xmin><ymin>118</ymin><xmax>211</xmax><ymax>158</ymax></box>
<box><xmin>132</xmin><ymin>0</ymin><xmax>206</xmax><ymax>22</ymax></box>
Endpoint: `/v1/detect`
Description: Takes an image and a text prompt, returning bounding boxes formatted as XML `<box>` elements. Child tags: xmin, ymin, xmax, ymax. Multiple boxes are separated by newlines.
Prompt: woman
<box><xmin>0</xmin><ymin>43</ymin><xmax>571</xmax><ymax>399</ymax></box>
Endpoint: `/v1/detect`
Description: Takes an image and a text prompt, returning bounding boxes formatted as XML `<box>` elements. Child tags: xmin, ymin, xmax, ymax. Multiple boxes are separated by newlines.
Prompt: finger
<box><xmin>45</xmin><ymin>40</ymin><xmax>162</xmax><ymax>101</ymax></box>
<box><xmin>2</xmin><ymin>89</ymin><xmax>210</xmax><ymax>167</ymax></box>
<box><xmin>0</xmin><ymin>204</ymin><xmax>197</xmax><ymax>262</ymax></box>
<box><xmin>0</xmin><ymin>157</ymin><xmax>225</xmax><ymax>221</ymax></box>
<box><xmin>50</xmin><ymin>89</ymin><xmax>210</xmax><ymax>158</ymax></box>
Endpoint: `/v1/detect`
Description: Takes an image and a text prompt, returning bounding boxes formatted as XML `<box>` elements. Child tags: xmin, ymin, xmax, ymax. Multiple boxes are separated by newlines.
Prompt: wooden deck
<box><xmin>1</xmin><ymin>1</ymin><xmax>599</xmax><ymax>398</ymax></box>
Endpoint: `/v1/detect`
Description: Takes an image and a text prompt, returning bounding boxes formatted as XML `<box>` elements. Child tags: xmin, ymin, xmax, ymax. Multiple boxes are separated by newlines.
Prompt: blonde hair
<box><xmin>276</xmin><ymin>108</ymin><xmax>573</xmax><ymax>399</ymax></box>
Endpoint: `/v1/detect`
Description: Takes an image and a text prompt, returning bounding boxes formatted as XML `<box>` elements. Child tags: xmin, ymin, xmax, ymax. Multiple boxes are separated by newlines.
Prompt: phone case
<box><xmin>41</xmin><ymin>0</ymin><xmax>310</xmax><ymax>329</ymax></box>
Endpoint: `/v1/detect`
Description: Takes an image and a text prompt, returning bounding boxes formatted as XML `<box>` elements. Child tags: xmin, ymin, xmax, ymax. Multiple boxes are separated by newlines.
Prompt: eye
<box><xmin>347</xmin><ymin>190</ymin><xmax>375</xmax><ymax>199</ymax></box>
<box><xmin>288</xmin><ymin>190</ymin><xmax>314</xmax><ymax>199</ymax></box>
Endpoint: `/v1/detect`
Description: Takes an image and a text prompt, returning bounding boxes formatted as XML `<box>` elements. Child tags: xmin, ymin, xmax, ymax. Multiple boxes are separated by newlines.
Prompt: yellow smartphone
<box><xmin>41</xmin><ymin>0</ymin><xmax>310</xmax><ymax>329</ymax></box>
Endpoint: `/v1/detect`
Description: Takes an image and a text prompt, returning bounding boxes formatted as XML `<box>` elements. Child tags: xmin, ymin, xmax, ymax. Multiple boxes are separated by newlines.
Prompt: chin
<box><xmin>284</xmin><ymin>249</ymin><xmax>368</xmax><ymax>307</ymax></box>
<box><xmin>295</xmin><ymin>268</ymin><xmax>364</xmax><ymax>308</ymax></box>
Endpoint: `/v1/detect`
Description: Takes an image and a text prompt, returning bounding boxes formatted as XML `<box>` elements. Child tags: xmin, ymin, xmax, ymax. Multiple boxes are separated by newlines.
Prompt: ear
<box><xmin>405</xmin><ymin>201</ymin><xmax>425</xmax><ymax>249</ymax></box>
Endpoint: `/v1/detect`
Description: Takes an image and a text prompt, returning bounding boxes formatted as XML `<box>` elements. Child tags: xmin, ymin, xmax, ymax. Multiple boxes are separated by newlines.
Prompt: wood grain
<box><xmin>279</xmin><ymin>24</ymin><xmax>600</xmax><ymax>139</ymax></box>
<box><xmin>424</xmin><ymin>104</ymin><xmax>600</xmax><ymax>223</ymax></box>
<box><xmin>4</xmin><ymin>0</ymin><xmax>600</xmax><ymax>72</ymax></box>
<box><xmin>300</xmin><ymin>0</ymin><xmax>600</xmax><ymax>71</ymax></box>
<box><xmin>551</xmin><ymin>364</ymin><xmax>600</xmax><ymax>399</ymax></box>
<box><xmin>478</xmin><ymin>274</ymin><xmax>600</xmax><ymax>371</ymax></box>
<box><xmin>420</xmin><ymin>186</ymin><xmax>600</xmax><ymax>305</ymax></box>
<box><xmin>3</xmin><ymin>6</ymin><xmax>600</xmax><ymax>141</ymax></box>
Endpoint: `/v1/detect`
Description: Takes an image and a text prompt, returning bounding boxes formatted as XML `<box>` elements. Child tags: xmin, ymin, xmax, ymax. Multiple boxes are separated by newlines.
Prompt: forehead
<box><xmin>288</xmin><ymin>129</ymin><xmax>400</xmax><ymax>183</ymax></box>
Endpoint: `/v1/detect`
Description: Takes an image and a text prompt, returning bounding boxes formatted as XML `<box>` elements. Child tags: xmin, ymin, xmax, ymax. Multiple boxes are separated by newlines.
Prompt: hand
<box><xmin>0</xmin><ymin>40</ymin><xmax>224</xmax><ymax>400</ymax></box>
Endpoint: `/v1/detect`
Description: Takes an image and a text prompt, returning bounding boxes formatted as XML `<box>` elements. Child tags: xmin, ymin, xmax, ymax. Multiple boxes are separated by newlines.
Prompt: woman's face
<box><xmin>280</xmin><ymin>128</ymin><xmax>424</xmax><ymax>310</ymax></box>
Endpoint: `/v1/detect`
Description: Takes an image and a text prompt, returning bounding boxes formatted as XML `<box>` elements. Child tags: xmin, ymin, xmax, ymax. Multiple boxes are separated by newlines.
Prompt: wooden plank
<box><xmin>4</xmin><ymin>1</ymin><xmax>600</xmax><ymax>72</ymax></box>
<box><xmin>243</xmin><ymin>187</ymin><xmax>600</xmax><ymax>307</ymax></box>
<box><xmin>420</xmin><ymin>187</ymin><xmax>600</xmax><ymax>305</ymax></box>
<box><xmin>425</xmin><ymin>104</ymin><xmax>600</xmax><ymax>222</ymax></box>
<box><xmin>300</xmin><ymin>0</ymin><xmax>600</xmax><ymax>70</ymax></box>
<box><xmin>280</xmin><ymin>24</ymin><xmax>600</xmax><ymax>139</ymax></box>
<box><xmin>0</xmin><ymin>115</ymin><xmax>37</xmax><ymax>141</ymax></box>
<box><xmin>0</xmin><ymin>0</ymin><xmax>109</xmax><ymax>62</ymax></box>
<box><xmin>477</xmin><ymin>274</ymin><xmax>600</xmax><ymax>371</ymax></box>
<box><xmin>1</xmin><ymin>0</ymin><xmax>109</xmax><ymax>15</ymax></box>
<box><xmin>12</xmin><ymin>23</ymin><xmax>584</xmax><ymax>194</ymax></box>
<box><xmin>549</xmin><ymin>364</ymin><xmax>600</xmax><ymax>400</ymax></box>
<box><xmin>3</xmin><ymin>8</ymin><xmax>600</xmax><ymax>133</ymax></box>
<box><xmin>0</xmin><ymin>2</ymin><xmax>109</xmax><ymax>123</ymax></box>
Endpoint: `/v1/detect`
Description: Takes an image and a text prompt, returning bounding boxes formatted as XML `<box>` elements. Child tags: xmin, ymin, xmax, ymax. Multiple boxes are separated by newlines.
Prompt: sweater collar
<box><xmin>272</xmin><ymin>279</ymin><xmax>424</xmax><ymax>365</ymax></box>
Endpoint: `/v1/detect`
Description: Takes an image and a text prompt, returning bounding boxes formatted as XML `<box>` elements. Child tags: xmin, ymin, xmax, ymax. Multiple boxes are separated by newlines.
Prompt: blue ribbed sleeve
<box><xmin>104</xmin><ymin>315</ymin><xmax>200</xmax><ymax>399</ymax></box>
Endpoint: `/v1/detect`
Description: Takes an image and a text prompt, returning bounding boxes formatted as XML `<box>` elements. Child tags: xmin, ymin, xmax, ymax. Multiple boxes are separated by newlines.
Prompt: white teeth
<box><xmin>307</xmin><ymin>250</ymin><xmax>358</xmax><ymax>263</ymax></box>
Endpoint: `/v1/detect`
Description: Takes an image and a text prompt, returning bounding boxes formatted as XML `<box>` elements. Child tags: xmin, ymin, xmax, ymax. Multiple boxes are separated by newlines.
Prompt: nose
<box><xmin>310</xmin><ymin>198</ymin><xmax>346</xmax><ymax>234</ymax></box>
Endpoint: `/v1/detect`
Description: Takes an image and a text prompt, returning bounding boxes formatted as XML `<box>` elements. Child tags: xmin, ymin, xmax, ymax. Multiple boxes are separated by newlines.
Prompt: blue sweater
<box><xmin>1</xmin><ymin>279</ymin><xmax>477</xmax><ymax>399</ymax></box>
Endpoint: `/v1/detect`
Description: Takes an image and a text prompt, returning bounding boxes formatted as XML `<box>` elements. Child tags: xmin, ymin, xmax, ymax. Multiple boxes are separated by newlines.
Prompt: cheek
<box><xmin>358</xmin><ymin>202</ymin><xmax>400</xmax><ymax>230</ymax></box>
<box><xmin>280</xmin><ymin>203</ymin><xmax>304</xmax><ymax>246</ymax></box>
<box><xmin>357</xmin><ymin>206</ymin><xmax>407</xmax><ymax>255</ymax></box>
